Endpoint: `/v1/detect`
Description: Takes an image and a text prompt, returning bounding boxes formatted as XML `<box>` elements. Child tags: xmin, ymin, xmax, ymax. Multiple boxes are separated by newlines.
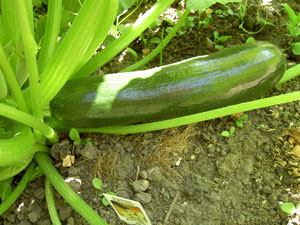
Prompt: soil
<box><xmin>2</xmin><ymin>0</ymin><xmax>300</xmax><ymax>225</ymax></box>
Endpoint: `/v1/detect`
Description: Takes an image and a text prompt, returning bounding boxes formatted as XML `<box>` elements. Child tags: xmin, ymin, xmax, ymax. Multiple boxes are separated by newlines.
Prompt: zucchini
<box><xmin>50</xmin><ymin>41</ymin><xmax>286</xmax><ymax>128</ymax></box>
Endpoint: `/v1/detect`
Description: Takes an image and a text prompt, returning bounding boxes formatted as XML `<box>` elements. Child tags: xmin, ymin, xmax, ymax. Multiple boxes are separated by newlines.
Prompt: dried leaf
<box><xmin>293</xmin><ymin>145</ymin><xmax>300</xmax><ymax>159</ymax></box>
<box><xmin>287</xmin><ymin>129</ymin><xmax>300</xmax><ymax>145</ymax></box>
<box><xmin>62</xmin><ymin>155</ymin><xmax>75</xmax><ymax>167</ymax></box>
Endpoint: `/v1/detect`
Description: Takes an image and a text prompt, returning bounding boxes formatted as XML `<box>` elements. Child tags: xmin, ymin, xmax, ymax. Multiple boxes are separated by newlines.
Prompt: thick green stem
<box><xmin>73</xmin><ymin>0</ymin><xmax>175</xmax><ymax>78</ymax></box>
<box><xmin>0</xmin><ymin>42</ymin><xmax>29</xmax><ymax>113</ymax></box>
<box><xmin>0</xmin><ymin>103</ymin><xmax>58</xmax><ymax>143</ymax></box>
<box><xmin>45</xmin><ymin>178</ymin><xmax>62</xmax><ymax>225</ymax></box>
<box><xmin>38</xmin><ymin>0</ymin><xmax>62</xmax><ymax>73</ymax></box>
<box><xmin>16</xmin><ymin>0</ymin><xmax>43</xmax><ymax>122</ymax></box>
<box><xmin>78</xmin><ymin>90</ymin><xmax>300</xmax><ymax>134</ymax></box>
<box><xmin>0</xmin><ymin>162</ymin><xmax>36</xmax><ymax>215</ymax></box>
<box><xmin>23</xmin><ymin>0</ymin><xmax>118</xmax><ymax>107</ymax></box>
<box><xmin>34</xmin><ymin>152</ymin><xmax>108</xmax><ymax>225</ymax></box>
<box><xmin>277</xmin><ymin>63</ymin><xmax>300</xmax><ymax>85</ymax></box>
<box><xmin>121</xmin><ymin>9</ymin><xmax>190</xmax><ymax>72</ymax></box>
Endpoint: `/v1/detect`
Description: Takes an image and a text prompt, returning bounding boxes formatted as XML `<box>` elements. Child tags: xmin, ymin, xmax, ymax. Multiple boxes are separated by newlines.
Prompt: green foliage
<box><xmin>234</xmin><ymin>114</ymin><xmax>248</xmax><ymax>128</ymax></box>
<box><xmin>221</xmin><ymin>126</ymin><xmax>235</xmax><ymax>138</ymax></box>
<box><xmin>282</xmin><ymin>4</ymin><xmax>300</xmax><ymax>38</ymax></box>
<box><xmin>213</xmin><ymin>31</ymin><xmax>232</xmax><ymax>50</ymax></box>
<box><xmin>245</xmin><ymin>37</ymin><xmax>255</xmax><ymax>43</ymax></box>
<box><xmin>280</xmin><ymin>202</ymin><xmax>299</xmax><ymax>214</ymax></box>
<box><xmin>92</xmin><ymin>178</ymin><xmax>117</xmax><ymax>207</ymax></box>
<box><xmin>69</xmin><ymin>128</ymin><xmax>92</xmax><ymax>146</ymax></box>
<box><xmin>282</xmin><ymin>4</ymin><xmax>300</xmax><ymax>55</ymax></box>
<box><xmin>118</xmin><ymin>0</ymin><xmax>136</xmax><ymax>15</ymax></box>
<box><xmin>239</xmin><ymin>0</ymin><xmax>275</xmax><ymax>34</ymax></box>
<box><xmin>0</xmin><ymin>177</ymin><xmax>13</xmax><ymax>202</ymax></box>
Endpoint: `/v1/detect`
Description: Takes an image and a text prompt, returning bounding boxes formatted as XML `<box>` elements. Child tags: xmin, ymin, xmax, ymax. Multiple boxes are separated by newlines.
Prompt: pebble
<box><xmin>33</xmin><ymin>187</ymin><xmax>45</xmax><ymax>200</ymax></box>
<box><xmin>28</xmin><ymin>211</ymin><xmax>39</xmax><ymax>223</ymax></box>
<box><xmin>59</xmin><ymin>205</ymin><xmax>72</xmax><ymax>221</ymax></box>
<box><xmin>67</xmin><ymin>217</ymin><xmax>75</xmax><ymax>225</ymax></box>
<box><xmin>81</xmin><ymin>145</ymin><xmax>98</xmax><ymax>159</ymax></box>
<box><xmin>132</xmin><ymin>180</ymin><xmax>149</xmax><ymax>192</ymax></box>
<box><xmin>147</xmin><ymin>167</ymin><xmax>163</xmax><ymax>182</ymax></box>
<box><xmin>136</xmin><ymin>192</ymin><xmax>152</xmax><ymax>204</ymax></box>
<box><xmin>140</xmin><ymin>170</ymin><xmax>148</xmax><ymax>180</ymax></box>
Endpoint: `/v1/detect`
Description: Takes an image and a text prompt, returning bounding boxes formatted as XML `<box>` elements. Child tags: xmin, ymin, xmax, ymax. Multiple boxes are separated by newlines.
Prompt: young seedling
<box><xmin>282</xmin><ymin>4</ymin><xmax>300</xmax><ymax>55</ymax></box>
<box><xmin>234</xmin><ymin>114</ymin><xmax>248</xmax><ymax>128</ymax></box>
<box><xmin>221</xmin><ymin>126</ymin><xmax>235</xmax><ymax>138</ymax></box>
<box><xmin>213</xmin><ymin>31</ymin><xmax>232</xmax><ymax>50</ymax></box>
<box><xmin>92</xmin><ymin>178</ymin><xmax>116</xmax><ymax>206</ymax></box>
<box><xmin>69</xmin><ymin>128</ymin><xmax>92</xmax><ymax>146</ymax></box>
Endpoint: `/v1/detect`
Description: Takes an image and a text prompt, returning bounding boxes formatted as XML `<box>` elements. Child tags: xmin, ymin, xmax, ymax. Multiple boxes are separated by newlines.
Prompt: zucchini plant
<box><xmin>0</xmin><ymin>0</ymin><xmax>300</xmax><ymax>225</ymax></box>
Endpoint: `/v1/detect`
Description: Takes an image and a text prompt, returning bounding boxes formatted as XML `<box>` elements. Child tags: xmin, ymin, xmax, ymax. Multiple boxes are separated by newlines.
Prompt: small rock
<box><xmin>33</xmin><ymin>187</ymin><xmax>45</xmax><ymax>200</ymax></box>
<box><xmin>40</xmin><ymin>219</ymin><xmax>51</xmax><ymax>225</ymax></box>
<box><xmin>215</xmin><ymin>153</ymin><xmax>239</xmax><ymax>176</ymax></box>
<box><xmin>140</xmin><ymin>170</ymin><xmax>148</xmax><ymax>180</ymax></box>
<box><xmin>65</xmin><ymin>176</ymin><xmax>82</xmax><ymax>193</ymax></box>
<box><xmin>16</xmin><ymin>221</ymin><xmax>31</xmax><ymax>225</ymax></box>
<box><xmin>28</xmin><ymin>212</ymin><xmax>39</xmax><ymax>223</ymax></box>
<box><xmin>136</xmin><ymin>192</ymin><xmax>152</xmax><ymax>204</ymax></box>
<box><xmin>67</xmin><ymin>217</ymin><xmax>75</xmax><ymax>225</ymax></box>
<box><xmin>68</xmin><ymin>166</ymin><xmax>80</xmax><ymax>176</ymax></box>
<box><xmin>240</xmin><ymin>158</ymin><xmax>254</xmax><ymax>175</ymax></box>
<box><xmin>263</xmin><ymin>185</ymin><xmax>272</xmax><ymax>194</ymax></box>
<box><xmin>116</xmin><ymin>155</ymin><xmax>135</xmax><ymax>179</ymax></box>
<box><xmin>81</xmin><ymin>145</ymin><xmax>98</xmax><ymax>159</ymax></box>
<box><xmin>147</xmin><ymin>167</ymin><xmax>163</xmax><ymax>182</ymax></box>
<box><xmin>59</xmin><ymin>205</ymin><xmax>72</xmax><ymax>221</ymax></box>
<box><xmin>132</xmin><ymin>180</ymin><xmax>149</xmax><ymax>192</ymax></box>
<box><xmin>279</xmin><ymin>194</ymin><xmax>289</xmax><ymax>202</ymax></box>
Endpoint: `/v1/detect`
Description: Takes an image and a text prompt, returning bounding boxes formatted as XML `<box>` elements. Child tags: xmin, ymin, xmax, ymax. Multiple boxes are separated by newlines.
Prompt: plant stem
<box><xmin>45</xmin><ymin>178</ymin><xmax>62</xmax><ymax>225</ymax></box>
<box><xmin>0</xmin><ymin>162</ymin><xmax>36</xmax><ymax>215</ymax></box>
<box><xmin>24</xmin><ymin>0</ymin><xmax>118</xmax><ymax>107</ymax></box>
<box><xmin>78</xmin><ymin>90</ymin><xmax>300</xmax><ymax>134</ymax></box>
<box><xmin>73</xmin><ymin>0</ymin><xmax>175</xmax><ymax>78</ymax></box>
<box><xmin>38</xmin><ymin>0</ymin><xmax>62</xmax><ymax>73</ymax></box>
<box><xmin>0</xmin><ymin>42</ymin><xmax>29</xmax><ymax>113</ymax></box>
<box><xmin>0</xmin><ymin>103</ymin><xmax>58</xmax><ymax>143</ymax></box>
<box><xmin>277</xmin><ymin>63</ymin><xmax>300</xmax><ymax>85</ymax></box>
<box><xmin>34</xmin><ymin>152</ymin><xmax>108</xmax><ymax>225</ymax></box>
<box><xmin>121</xmin><ymin>9</ymin><xmax>190</xmax><ymax>72</ymax></box>
<box><xmin>16</xmin><ymin>0</ymin><xmax>43</xmax><ymax>121</ymax></box>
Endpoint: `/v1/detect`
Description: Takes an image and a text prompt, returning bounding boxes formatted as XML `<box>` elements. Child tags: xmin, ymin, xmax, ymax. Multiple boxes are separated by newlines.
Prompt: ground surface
<box><xmin>2</xmin><ymin>0</ymin><xmax>300</xmax><ymax>224</ymax></box>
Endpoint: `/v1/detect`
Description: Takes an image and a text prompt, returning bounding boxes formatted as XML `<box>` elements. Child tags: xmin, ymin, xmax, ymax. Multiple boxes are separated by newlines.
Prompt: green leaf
<box><xmin>126</xmin><ymin>47</ymin><xmax>138</xmax><ymax>61</ymax></box>
<box><xmin>69</xmin><ymin>128</ymin><xmax>81</xmax><ymax>145</ymax></box>
<box><xmin>292</xmin><ymin>42</ymin><xmax>300</xmax><ymax>55</ymax></box>
<box><xmin>84</xmin><ymin>138</ymin><xmax>93</xmax><ymax>146</ymax></box>
<box><xmin>149</xmin><ymin>37</ymin><xmax>161</xmax><ymax>45</ymax></box>
<box><xmin>0</xmin><ymin>177</ymin><xmax>13</xmax><ymax>201</ymax></box>
<box><xmin>218</xmin><ymin>35</ymin><xmax>232</xmax><ymax>43</ymax></box>
<box><xmin>280</xmin><ymin>202</ymin><xmax>295</xmax><ymax>214</ymax></box>
<box><xmin>92</xmin><ymin>178</ymin><xmax>103</xmax><ymax>191</ymax></box>
<box><xmin>102</xmin><ymin>192</ymin><xmax>117</xmax><ymax>206</ymax></box>
<box><xmin>246</xmin><ymin>37</ymin><xmax>255</xmax><ymax>43</ymax></box>
<box><xmin>150</xmin><ymin>18</ymin><xmax>162</xmax><ymax>30</ymax></box>
<box><xmin>221</xmin><ymin>130</ymin><xmax>230</xmax><ymax>137</ymax></box>
<box><xmin>186</xmin><ymin>0</ymin><xmax>242</xmax><ymax>11</ymax></box>
<box><xmin>282</xmin><ymin>4</ymin><xmax>297</xmax><ymax>25</ymax></box>
<box><xmin>118</xmin><ymin>0</ymin><xmax>135</xmax><ymax>15</ymax></box>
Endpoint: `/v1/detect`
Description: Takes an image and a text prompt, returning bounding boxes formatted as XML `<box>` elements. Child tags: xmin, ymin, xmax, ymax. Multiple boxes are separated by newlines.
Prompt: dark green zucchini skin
<box><xmin>50</xmin><ymin>41</ymin><xmax>286</xmax><ymax>128</ymax></box>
